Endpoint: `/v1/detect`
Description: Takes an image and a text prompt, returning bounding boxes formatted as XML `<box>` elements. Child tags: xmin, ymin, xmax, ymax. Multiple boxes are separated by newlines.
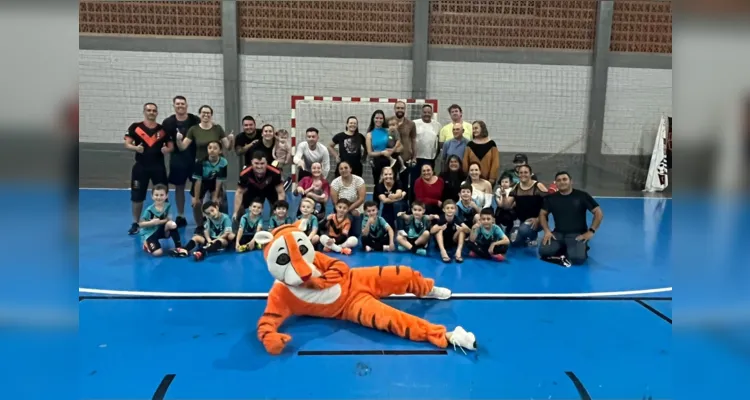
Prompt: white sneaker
<box><xmin>447</xmin><ymin>326</ymin><xmax>477</xmax><ymax>353</ymax></box>
<box><xmin>424</xmin><ymin>286</ymin><xmax>451</xmax><ymax>300</ymax></box>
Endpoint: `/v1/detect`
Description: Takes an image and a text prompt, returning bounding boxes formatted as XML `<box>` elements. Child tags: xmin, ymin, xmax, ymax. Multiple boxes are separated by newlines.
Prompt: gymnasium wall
<box><xmin>78</xmin><ymin>0</ymin><xmax>672</xmax><ymax>193</ymax></box>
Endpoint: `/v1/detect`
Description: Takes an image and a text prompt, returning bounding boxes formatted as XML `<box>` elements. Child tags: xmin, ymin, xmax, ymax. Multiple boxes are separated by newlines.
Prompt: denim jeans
<box><xmin>512</xmin><ymin>221</ymin><xmax>541</xmax><ymax>246</ymax></box>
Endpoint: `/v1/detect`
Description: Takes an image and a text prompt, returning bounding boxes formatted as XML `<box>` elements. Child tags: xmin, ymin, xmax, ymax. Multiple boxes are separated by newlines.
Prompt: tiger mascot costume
<box><xmin>253</xmin><ymin>220</ymin><xmax>478</xmax><ymax>355</ymax></box>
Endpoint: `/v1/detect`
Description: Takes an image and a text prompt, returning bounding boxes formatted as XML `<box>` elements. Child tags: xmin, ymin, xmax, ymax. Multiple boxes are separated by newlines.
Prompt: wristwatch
<box><xmin>588</xmin><ymin>228</ymin><xmax>596</xmax><ymax>234</ymax></box>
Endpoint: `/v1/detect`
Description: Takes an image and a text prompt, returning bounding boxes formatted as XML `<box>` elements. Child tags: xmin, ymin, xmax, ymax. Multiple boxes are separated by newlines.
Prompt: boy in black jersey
<box><xmin>431</xmin><ymin>200</ymin><xmax>469</xmax><ymax>263</ymax></box>
<box><xmin>361</xmin><ymin>201</ymin><xmax>395</xmax><ymax>252</ymax></box>
<box><xmin>456</xmin><ymin>183</ymin><xmax>480</xmax><ymax>226</ymax></box>
<box><xmin>139</xmin><ymin>184</ymin><xmax>182</xmax><ymax>256</ymax></box>
<box><xmin>124</xmin><ymin>103</ymin><xmax>173</xmax><ymax>235</ymax></box>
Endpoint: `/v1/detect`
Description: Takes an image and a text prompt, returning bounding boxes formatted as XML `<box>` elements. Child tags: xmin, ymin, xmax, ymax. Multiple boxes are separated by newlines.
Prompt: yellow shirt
<box><xmin>439</xmin><ymin>121</ymin><xmax>473</xmax><ymax>142</ymax></box>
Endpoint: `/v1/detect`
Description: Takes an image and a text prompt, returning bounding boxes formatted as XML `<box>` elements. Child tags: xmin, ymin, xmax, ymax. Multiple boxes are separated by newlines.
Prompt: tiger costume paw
<box><xmin>262</xmin><ymin>332</ymin><xmax>292</xmax><ymax>355</ymax></box>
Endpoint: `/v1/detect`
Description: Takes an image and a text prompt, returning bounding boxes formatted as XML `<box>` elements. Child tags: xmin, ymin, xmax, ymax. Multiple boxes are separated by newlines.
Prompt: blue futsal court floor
<box><xmin>79</xmin><ymin>189</ymin><xmax>674</xmax><ymax>399</ymax></box>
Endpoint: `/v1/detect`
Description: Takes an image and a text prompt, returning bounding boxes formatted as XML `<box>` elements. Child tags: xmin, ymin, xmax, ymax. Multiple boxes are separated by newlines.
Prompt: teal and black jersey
<box><xmin>138</xmin><ymin>202</ymin><xmax>171</xmax><ymax>241</ymax></box>
<box><xmin>269</xmin><ymin>215</ymin><xmax>294</xmax><ymax>230</ymax></box>
<box><xmin>405</xmin><ymin>215</ymin><xmax>430</xmax><ymax>239</ymax></box>
<box><xmin>239</xmin><ymin>213</ymin><xmax>262</xmax><ymax>236</ymax></box>
<box><xmin>204</xmin><ymin>213</ymin><xmax>232</xmax><ymax>239</ymax></box>
<box><xmin>362</xmin><ymin>216</ymin><xmax>388</xmax><ymax>239</ymax></box>
<box><xmin>474</xmin><ymin>224</ymin><xmax>505</xmax><ymax>246</ymax></box>
<box><xmin>192</xmin><ymin>156</ymin><xmax>228</xmax><ymax>182</ymax></box>
<box><xmin>297</xmin><ymin>215</ymin><xmax>319</xmax><ymax>235</ymax></box>
<box><xmin>456</xmin><ymin>200</ymin><xmax>477</xmax><ymax>224</ymax></box>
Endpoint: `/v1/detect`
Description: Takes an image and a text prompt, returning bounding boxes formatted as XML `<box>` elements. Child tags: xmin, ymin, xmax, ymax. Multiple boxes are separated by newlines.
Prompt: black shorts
<box><xmin>440</xmin><ymin>228</ymin><xmax>459</xmax><ymax>249</ymax></box>
<box><xmin>143</xmin><ymin>225</ymin><xmax>168</xmax><ymax>253</ymax></box>
<box><xmin>238</xmin><ymin>234</ymin><xmax>255</xmax><ymax>246</ymax></box>
<box><xmin>240</xmin><ymin>188</ymin><xmax>279</xmax><ymax>210</ymax></box>
<box><xmin>168</xmin><ymin>157</ymin><xmax>195</xmax><ymax>186</ymax></box>
<box><xmin>189</xmin><ymin>179</ymin><xmax>218</xmax><ymax>200</ymax></box>
<box><xmin>131</xmin><ymin>162</ymin><xmax>168</xmax><ymax>202</ymax></box>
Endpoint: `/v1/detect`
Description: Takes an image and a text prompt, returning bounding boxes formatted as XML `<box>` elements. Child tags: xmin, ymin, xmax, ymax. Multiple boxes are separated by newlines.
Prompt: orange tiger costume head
<box><xmin>254</xmin><ymin>219</ymin><xmax>321</xmax><ymax>287</ymax></box>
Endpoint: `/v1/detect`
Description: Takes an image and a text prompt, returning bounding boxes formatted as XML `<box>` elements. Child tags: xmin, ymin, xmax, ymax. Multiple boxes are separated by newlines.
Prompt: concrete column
<box><xmin>411</xmin><ymin>0</ymin><xmax>430</xmax><ymax>99</ymax></box>
<box><xmin>582</xmin><ymin>0</ymin><xmax>614</xmax><ymax>189</ymax></box>
<box><xmin>221</xmin><ymin>0</ymin><xmax>241</xmax><ymax>186</ymax></box>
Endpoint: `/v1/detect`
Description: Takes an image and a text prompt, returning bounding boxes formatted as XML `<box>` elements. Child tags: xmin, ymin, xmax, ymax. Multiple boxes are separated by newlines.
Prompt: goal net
<box><xmin>291</xmin><ymin>96</ymin><xmax>439</xmax><ymax>186</ymax></box>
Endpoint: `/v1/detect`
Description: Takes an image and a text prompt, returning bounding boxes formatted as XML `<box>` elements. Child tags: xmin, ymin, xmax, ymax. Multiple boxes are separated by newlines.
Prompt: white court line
<box><xmin>79</xmin><ymin>286</ymin><xmax>672</xmax><ymax>298</ymax></box>
<box><xmin>78</xmin><ymin>187</ymin><xmax>671</xmax><ymax>200</ymax></box>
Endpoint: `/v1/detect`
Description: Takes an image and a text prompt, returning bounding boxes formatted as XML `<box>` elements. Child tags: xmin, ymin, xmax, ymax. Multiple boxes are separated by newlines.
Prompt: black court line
<box><xmin>298</xmin><ymin>349</ymin><xmax>447</xmax><ymax>356</ymax></box>
<box><xmin>80</xmin><ymin>295</ymin><xmax>671</xmax><ymax>301</ymax></box>
<box><xmin>634</xmin><ymin>299</ymin><xmax>672</xmax><ymax>324</ymax></box>
<box><xmin>565</xmin><ymin>371</ymin><xmax>592</xmax><ymax>400</ymax></box>
<box><xmin>151</xmin><ymin>374</ymin><xmax>176</xmax><ymax>400</ymax></box>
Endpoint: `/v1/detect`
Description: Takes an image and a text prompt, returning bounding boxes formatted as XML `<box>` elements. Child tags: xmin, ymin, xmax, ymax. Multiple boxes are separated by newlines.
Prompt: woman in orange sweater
<box><xmin>462</xmin><ymin>120</ymin><xmax>500</xmax><ymax>183</ymax></box>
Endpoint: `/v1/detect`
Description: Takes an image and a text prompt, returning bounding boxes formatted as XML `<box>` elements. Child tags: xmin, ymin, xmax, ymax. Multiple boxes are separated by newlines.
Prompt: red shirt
<box><xmin>414</xmin><ymin>176</ymin><xmax>444</xmax><ymax>206</ymax></box>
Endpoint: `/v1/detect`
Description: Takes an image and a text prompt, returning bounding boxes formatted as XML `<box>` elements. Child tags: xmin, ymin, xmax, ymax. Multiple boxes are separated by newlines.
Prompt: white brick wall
<box><xmin>239</xmin><ymin>55</ymin><xmax>412</xmax><ymax>136</ymax></box>
<box><xmin>602</xmin><ymin>67</ymin><xmax>672</xmax><ymax>155</ymax></box>
<box><xmin>78</xmin><ymin>50</ymin><xmax>224</xmax><ymax>143</ymax></box>
<box><xmin>427</xmin><ymin>61</ymin><xmax>591</xmax><ymax>154</ymax></box>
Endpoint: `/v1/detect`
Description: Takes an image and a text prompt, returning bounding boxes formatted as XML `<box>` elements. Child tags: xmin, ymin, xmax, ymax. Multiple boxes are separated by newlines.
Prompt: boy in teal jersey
<box><xmin>297</xmin><ymin>198</ymin><xmax>320</xmax><ymax>246</ymax></box>
<box><xmin>466</xmin><ymin>208</ymin><xmax>510</xmax><ymax>262</ymax></box>
<box><xmin>191</xmin><ymin>141</ymin><xmax>229</xmax><ymax>233</ymax></box>
<box><xmin>361</xmin><ymin>200</ymin><xmax>395</xmax><ymax>252</ymax></box>
<box><xmin>268</xmin><ymin>200</ymin><xmax>294</xmax><ymax>230</ymax></box>
<box><xmin>140</xmin><ymin>184</ymin><xmax>182</xmax><ymax>256</ymax></box>
<box><xmin>236</xmin><ymin>198</ymin><xmax>264</xmax><ymax>252</ymax></box>
<box><xmin>396</xmin><ymin>200</ymin><xmax>438</xmax><ymax>256</ymax></box>
<box><xmin>172</xmin><ymin>201</ymin><xmax>235</xmax><ymax>261</ymax></box>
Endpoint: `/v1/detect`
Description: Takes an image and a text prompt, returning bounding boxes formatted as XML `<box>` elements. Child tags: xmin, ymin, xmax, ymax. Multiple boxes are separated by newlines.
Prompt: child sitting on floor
<box><xmin>140</xmin><ymin>184</ymin><xmax>181</xmax><ymax>257</ymax></box>
<box><xmin>320</xmin><ymin>198</ymin><xmax>359</xmax><ymax>254</ymax></box>
<box><xmin>268</xmin><ymin>199</ymin><xmax>294</xmax><ymax>230</ymax></box>
<box><xmin>457</xmin><ymin>183</ymin><xmax>481</xmax><ymax>225</ymax></box>
<box><xmin>430</xmin><ymin>199</ymin><xmax>469</xmax><ymax>263</ymax></box>
<box><xmin>236</xmin><ymin>197</ymin><xmax>264</xmax><ymax>252</ymax></box>
<box><xmin>172</xmin><ymin>201</ymin><xmax>235</xmax><ymax>261</ymax></box>
<box><xmin>396</xmin><ymin>200</ymin><xmax>438</xmax><ymax>256</ymax></box>
<box><xmin>297</xmin><ymin>198</ymin><xmax>320</xmax><ymax>246</ymax></box>
<box><xmin>361</xmin><ymin>200</ymin><xmax>395</xmax><ymax>252</ymax></box>
<box><xmin>466</xmin><ymin>208</ymin><xmax>510</xmax><ymax>262</ymax></box>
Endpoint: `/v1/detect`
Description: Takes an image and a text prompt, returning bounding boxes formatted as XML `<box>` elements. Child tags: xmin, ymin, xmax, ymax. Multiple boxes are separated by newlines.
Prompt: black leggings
<box><xmin>362</xmin><ymin>235</ymin><xmax>389</xmax><ymax>251</ymax></box>
<box><xmin>466</xmin><ymin>241</ymin><xmax>508</xmax><ymax>259</ymax></box>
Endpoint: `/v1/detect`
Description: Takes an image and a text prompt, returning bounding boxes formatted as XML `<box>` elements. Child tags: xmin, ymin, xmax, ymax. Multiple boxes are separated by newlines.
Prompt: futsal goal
<box><xmin>291</xmin><ymin>96</ymin><xmax>439</xmax><ymax>186</ymax></box>
<box><xmin>643</xmin><ymin>115</ymin><xmax>671</xmax><ymax>192</ymax></box>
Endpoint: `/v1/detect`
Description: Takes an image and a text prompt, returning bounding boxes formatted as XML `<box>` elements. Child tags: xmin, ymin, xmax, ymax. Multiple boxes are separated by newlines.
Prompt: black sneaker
<box><xmin>128</xmin><ymin>222</ymin><xmax>139</xmax><ymax>235</ymax></box>
<box><xmin>175</xmin><ymin>216</ymin><xmax>188</xmax><ymax>228</ymax></box>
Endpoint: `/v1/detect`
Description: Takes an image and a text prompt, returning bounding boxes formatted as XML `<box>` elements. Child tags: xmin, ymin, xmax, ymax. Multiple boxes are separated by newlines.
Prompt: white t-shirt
<box><xmin>413</xmin><ymin>119</ymin><xmax>441</xmax><ymax>160</ymax></box>
<box><xmin>293</xmin><ymin>141</ymin><xmax>331</xmax><ymax>178</ymax></box>
<box><xmin>330</xmin><ymin>175</ymin><xmax>366</xmax><ymax>213</ymax></box>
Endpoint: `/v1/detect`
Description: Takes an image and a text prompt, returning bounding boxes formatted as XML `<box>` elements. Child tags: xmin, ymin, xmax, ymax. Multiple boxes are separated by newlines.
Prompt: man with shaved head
<box><xmin>440</xmin><ymin>122</ymin><xmax>470</xmax><ymax>170</ymax></box>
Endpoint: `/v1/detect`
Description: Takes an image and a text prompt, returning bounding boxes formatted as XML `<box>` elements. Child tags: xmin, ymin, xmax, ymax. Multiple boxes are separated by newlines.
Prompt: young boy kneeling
<box><xmin>396</xmin><ymin>200</ymin><xmax>438</xmax><ymax>256</ymax></box>
<box><xmin>431</xmin><ymin>199</ymin><xmax>469</xmax><ymax>263</ymax></box>
<box><xmin>320</xmin><ymin>198</ymin><xmax>359</xmax><ymax>254</ymax></box>
<box><xmin>466</xmin><ymin>208</ymin><xmax>510</xmax><ymax>262</ymax></box>
<box><xmin>140</xmin><ymin>184</ymin><xmax>182</xmax><ymax>257</ymax></box>
<box><xmin>236</xmin><ymin>197</ymin><xmax>264</xmax><ymax>252</ymax></box>
<box><xmin>361</xmin><ymin>200</ymin><xmax>395</xmax><ymax>252</ymax></box>
<box><xmin>172</xmin><ymin>201</ymin><xmax>235</xmax><ymax>261</ymax></box>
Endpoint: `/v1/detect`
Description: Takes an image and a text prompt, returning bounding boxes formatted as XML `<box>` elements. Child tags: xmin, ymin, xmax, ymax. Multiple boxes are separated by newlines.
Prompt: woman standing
<box><xmin>366</xmin><ymin>111</ymin><xmax>400</xmax><ymax>184</ymax></box>
<box><xmin>413</xmin><ymin>164</ymin><xmax>444</xmax><ymax>215</ymax></box>
<box><xmin>175</xmin><ymin>105</ymin><xmax>233</xmax><ymax>232</ymax></box>
<box><xmin>373</xmin><ymin>166</ymin><xmax>406</xmax><ymax>229</ymax></box>
<box><xmin>329</xmin><ymin>116</ymin><xmax>367</xmax><ymax>178</ymax></box>
<box><xmin>462</xmin><ymin>120</ymin><xmax>500</xmax><ymax>183</ymax></box>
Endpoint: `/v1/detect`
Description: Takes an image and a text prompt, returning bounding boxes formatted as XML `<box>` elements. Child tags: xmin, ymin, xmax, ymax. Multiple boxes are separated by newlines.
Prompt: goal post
<box><xmin>290</xmin><ymin>95</ymin><xmax>439</xmax><ymax>185</ymax></box>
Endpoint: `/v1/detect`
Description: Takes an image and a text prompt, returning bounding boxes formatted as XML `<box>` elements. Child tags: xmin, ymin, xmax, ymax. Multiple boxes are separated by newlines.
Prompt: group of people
<box><xmin>125</xmin><ymin>96</ymin><xmax>604</xmax><ymax>266</ymax></box>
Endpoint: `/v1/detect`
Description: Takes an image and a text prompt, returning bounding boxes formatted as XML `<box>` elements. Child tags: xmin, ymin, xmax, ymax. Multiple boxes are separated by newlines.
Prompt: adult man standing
<box><xmin>538</xmin><ymin>172</ymin><xmax>603</xmax><ymax>266</ymax></box>
<box><xmin>438</xmin><ymin>104</ymin><xmax>472</xmax><ymax>149</ymax></box>
<box><xmin>125</xmin><ymin>103</ymin><xmax>172</xmax><ymax>235</ymax></box>
<box><xmin>413</xmin><ymin>104</ymin><xmax>441</xmax><ymax>172</ymax></box>
<box><xmin>293</xmin><ymin>127</ymin><xmax>331</xmax><ymax>180</ymax></box>
<box><xmin>394</xmin><ymin>101</ymin><xmax>417</xmax><ymax>201</ymax></box>
<box><xmin>162</xmin><ymin>95</ymin><xmax>200</xmax><ymax>228</ymax></box>
<box><xmin>234</xmin><ymin>115</ymin><xmax>263</xmax><ymax>168</ymax></box>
